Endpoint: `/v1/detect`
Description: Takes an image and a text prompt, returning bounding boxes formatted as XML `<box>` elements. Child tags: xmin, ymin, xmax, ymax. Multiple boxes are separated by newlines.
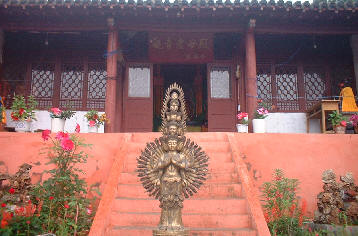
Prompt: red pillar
<box><xmin>245</xmin><ymin>21</ymin><xmax>257</xmax><ymax>129</ymax></box>
<box><xmin>105</xmin><ymin>25</ymin><xmax>118</xmax><ymax>133</ymax></box>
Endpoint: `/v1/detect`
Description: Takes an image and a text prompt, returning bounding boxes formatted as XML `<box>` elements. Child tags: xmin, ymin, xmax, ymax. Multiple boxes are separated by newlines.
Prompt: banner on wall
<box><xmin>148</xmin><ymin>32</ymin><xmax>213</xmax><ymax>63</ymax></box>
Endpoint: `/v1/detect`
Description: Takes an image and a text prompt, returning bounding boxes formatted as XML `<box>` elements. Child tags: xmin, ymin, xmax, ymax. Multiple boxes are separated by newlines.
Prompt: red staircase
<box><xmin>89</xmin><ymin>133</ymin><xmax>269</xmax><ymax>236</ymax></box>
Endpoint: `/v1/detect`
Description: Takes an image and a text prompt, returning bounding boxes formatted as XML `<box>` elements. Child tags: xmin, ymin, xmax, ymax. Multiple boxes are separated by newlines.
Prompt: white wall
<box><xmin>5</xmin><ymin>110</ymin><xmax>105</xmax><ymax>133</ymax></box>
<box><xmin>5</xmin><ymin>110</ymin><xmax>320</xmax><ymax>134</ymax></box>
<box><xmin>265</xmin><ymin>112</ymin><xmax>321</xmax><ymax>133</ymax></box>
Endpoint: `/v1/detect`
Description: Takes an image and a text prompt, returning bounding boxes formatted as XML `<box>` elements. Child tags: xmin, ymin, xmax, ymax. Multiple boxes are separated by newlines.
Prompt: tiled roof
<box><xmin>1</xmin><ymin>0</ymin><xmax>358</xmax><ymax>13</ymax></box>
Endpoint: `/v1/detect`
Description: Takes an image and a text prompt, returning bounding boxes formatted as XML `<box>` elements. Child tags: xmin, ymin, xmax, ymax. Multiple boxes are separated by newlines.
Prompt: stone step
<box><xmin>116</xmin><ymin>183</ymin><xmax>242</xmax><ymax>199</ymax></box>
<box><xmin>119</xmin><ymin>172</ymin><xmax>239</xmax><ymax>184</ymax></box>
<box><xmin>123</xmin><ymin>160</ymin><xmax>236</xmax><ymax>173</ymax></box>
<box><xmin>109</xmin><ymin>226</ymin><xmax>257</xmax><ymax>236</ymax></box>
<box><xmin>124</xmin><ymin>152</ymin><xmax>233</xmax><ymax>164</ymax></box>
<box><xmin>130</xmin><ymin>132</ymin><xmax>228</xmax><ymax>143</ymax></box>
<box><xmin>113</xmin><ymin>198</ymin><xmax>248</xmax><ymax>214</ymax></box>
<box><xmin>125</xmin><ymin>141</ymin><xmax>231</xmax><ymax>154</ymax></box>
<box><xmin>110</xmin><ymin>212</ymin><xmax>251</xmax><ymax>228</ymax></box>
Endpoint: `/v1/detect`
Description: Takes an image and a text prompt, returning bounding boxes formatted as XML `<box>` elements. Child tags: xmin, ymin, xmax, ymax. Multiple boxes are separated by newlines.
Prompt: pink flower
<box><xmin>86</xmin><ymin>208</ymin><xmax>92</xmax><ymax>215</ymax></box>
<box><xmin>340</xmin><ymin>121</ymin><xmax>347</xmax><ymax>127</ymax></box>
<box><xmin>50</xmin><ymin>108</ymin><xmax>61</xmax><ymax>116</ymax></box>
<box><xmin>75</xmin><ymin>124</ymin><xmax>80</xmax><ymax>133</ymax></box>
<box><xmin>55</xmin><ymin>132</ymin><xmax>69</xmax><ymax>141</ymax></box>
<box><xmin>89</xmin><ymin>120</ymin><xmax>96</xmax><ymax>127</ymax></box>
<box><xmin>64</xmin><ymin>204</ymin><xmax>69</xmax><ymax>209</ymax></box>
<box><xmin>61</xmin><ymin>138</ymin><xmax>74</xmax><ymax>152</ymax></box>
<box><xmin>42</xmin><ymin>129</ymin><xmax>51</xmax><ymax>141</ymax></box>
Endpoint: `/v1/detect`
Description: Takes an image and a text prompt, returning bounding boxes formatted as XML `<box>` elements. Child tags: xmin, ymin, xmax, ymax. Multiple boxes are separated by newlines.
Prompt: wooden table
<box><xmin>306</xmin><ymin>100</ymin><xmax>340</xmax><ymax>133</ymax></box>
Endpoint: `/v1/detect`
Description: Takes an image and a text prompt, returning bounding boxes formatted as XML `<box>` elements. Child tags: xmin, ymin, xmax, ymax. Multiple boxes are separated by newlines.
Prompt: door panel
<box><xmin>207</xmin><ymin>64</ymin><xmax>236</xmax><ymax>132</ymax></box>
<box><xmin>123</xmin><ymin>63</ymin><xmax>153</xmax><ymax>132</ymax></box>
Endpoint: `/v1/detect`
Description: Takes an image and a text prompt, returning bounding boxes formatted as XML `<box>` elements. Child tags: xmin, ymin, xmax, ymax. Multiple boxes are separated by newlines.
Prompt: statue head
<box><xmin>167</xmin><ymin>136</ymin><xmax>178</xmax><ymax>151</ymax></box>
<box><xmin>171</xmin><ymin>92</ymin><xmax>179</xmax><ymax>100</ymax></box>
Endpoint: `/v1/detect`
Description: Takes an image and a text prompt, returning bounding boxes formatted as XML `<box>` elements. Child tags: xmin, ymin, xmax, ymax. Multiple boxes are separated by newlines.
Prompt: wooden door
<box><xmin>123</xmin><ymin>63</ymin><xmax>153</xmax><ymax>132</ymax></box>
<box><xmin>207</xmin><ymin>64</ymin><xmax>236</xmax><ymax>132</ymax></box>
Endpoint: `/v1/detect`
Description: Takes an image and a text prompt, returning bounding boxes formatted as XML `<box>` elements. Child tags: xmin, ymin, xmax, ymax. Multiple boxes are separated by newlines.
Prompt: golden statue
<box><xmin>137</xmin><ymin>83</ymin><xmax>209</xmax><ymax>236</ymax></box>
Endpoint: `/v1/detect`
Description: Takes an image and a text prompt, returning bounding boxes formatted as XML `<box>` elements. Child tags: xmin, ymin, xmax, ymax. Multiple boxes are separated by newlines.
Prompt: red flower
<box><xmin>49</xmin><ymin>196</ymin><xmax>54</xmax><ymax>200</ymax></box>
<box><xmin>64</xmin><ymin>204</ymin><xmax>69</xmax><ymax>209</ymax></box>
<box><xmin>26</xmin><ymin>220</ymin><xmax>30</xmax><ymax>224</ymax></box>
<box><xmin>93</xmin><ymin>114</ymin><xmax>99</xmax><ymax>120</ymax></box>
<box><xmin>11</xmin><ymin>112</ymin><xmax>19</xmax><ymax>121</ymax></box>
<box><xmin>1</xmin><ymin>203</ymin><xmax>5</xmax><ymax>208</ymax></box>
<box><xmin>0</xmin><ymin>219</ymin><xmax>8</xmax><ymax>229</ymax></box>
<box><xmin>42</xmin><ymin>129</ymin><xmax>51</xmax><ymax>141</ymax></box>
<box><xmin>50</xmin><ymin>107</ymin><xmax>61</xmax><ymax>116</ymax></box>
<box><xmin>55</xmin><ymin>132</ymin><xmax>69</xmax><ymax>141</ymax></box>
<box><xmin>19</xmin><ymin>108</ymin><xmax>25</xmax><ymax>115</ymax></box>
<box><xmin>89</xmin><ymin>120</ymin><xmax>96</xmax><ymax>127</ymax></box>
<box><xmin>9</xmin><ymin>188</ymin><xmax>15</xmax><ymax>194</ymax></box>
<box><xmin>61</xmin><ymin>138</ymin><xmax>74</xmax><ymax>151</ymax></box>
<box><xmin>340</xmin><ymin>120</ymin><xmax>347</xmax><ymax>127</ymax></box>
<box><xmin>75</xmin><ymin>123</ymin><xmax>80</xmax><ymax>133</ymax></box>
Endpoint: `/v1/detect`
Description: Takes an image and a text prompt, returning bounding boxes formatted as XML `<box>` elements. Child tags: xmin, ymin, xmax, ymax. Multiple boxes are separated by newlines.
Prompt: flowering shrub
<box><xmin>85</xmin><ymin>110</ymin><xmax>108</xmax><ymax>127</ymax></box>
<box><xmin>0</xmin><ymin>131</ymin><xmax>95</xmax><ymax>235</ymax></box>
<box><xmin>328</xmin><ymin>111</ymin><xmax>347</xmax><ymax>127</ymax></box>
<box><xmin>49</xmin><ymin>107</ymin><xmax>75</xmax><ymax>120</ymax></box>
<box><xmin>237</xmin><ymin>112</ymin><xmax>249</xmax><ymax>125</ymax></box>
<box><xmin>261</xmin><ymin>169</ymin><xmax>323</xmax><ymax>236</ymax></box>
<box><xmin>10</xmin><ymin>95</ymin><xmax>38</xmax><ymax>121</ymax></box>
<box><xmin>254</xmin><ymin>100</ymin><xmax>269</xmax><ymax>119</ymax></box>
<box><xmin>349</xmin><ymin>114</ymin><xmax>358</xmax><ymax>127</ymax></box>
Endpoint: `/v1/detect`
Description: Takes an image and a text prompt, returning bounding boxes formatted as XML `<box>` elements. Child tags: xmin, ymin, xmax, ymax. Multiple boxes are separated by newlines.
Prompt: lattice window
<box><xmin>304</xmin><ymin>67</ymin><xmax>326</xmax><ymax>110</ymax></box>
<box><xmin>60</xmin><ymin>63</ymin><xmax>84</xmax><ymax>109</ymax></box>
<box><xmin>87</xmin><ymin>63</ymin><xmax>107</xmax><ymax>110</ymax></box>
<box><xmin>257</xmin><ymin>65</ymin><xmax>272</xmax><ymax>108</ymax></box>
<box><xmin>31</xmin><ymin>63</ymin><xmax>55</xmax><ymax>109</ymax></box>
<box><xmin>275</xmin><ymin>66</ymin><xmax>299</xmax><ymax>111</ymax></box>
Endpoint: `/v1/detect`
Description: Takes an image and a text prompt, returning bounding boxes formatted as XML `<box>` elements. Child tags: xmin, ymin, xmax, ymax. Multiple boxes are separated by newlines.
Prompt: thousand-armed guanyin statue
<box><xmin>137</xmin><ymin>83</ymin><xmax>209</xmax><ymax>236</ymax></box>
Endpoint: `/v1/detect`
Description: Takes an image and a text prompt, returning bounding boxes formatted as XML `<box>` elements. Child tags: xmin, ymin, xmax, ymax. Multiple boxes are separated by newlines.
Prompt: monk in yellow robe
<box><xmin>340</xmin><ymin>87</ymin><xmax>358</xmax><ymax>112</ymax></box>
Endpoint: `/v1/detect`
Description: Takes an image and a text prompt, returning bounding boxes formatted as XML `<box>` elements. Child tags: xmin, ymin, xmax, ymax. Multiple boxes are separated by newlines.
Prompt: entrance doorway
<box><xmin>153</xmin><ymin>64</ymin><xmax>207</xmax><ymax>132</ymax></box>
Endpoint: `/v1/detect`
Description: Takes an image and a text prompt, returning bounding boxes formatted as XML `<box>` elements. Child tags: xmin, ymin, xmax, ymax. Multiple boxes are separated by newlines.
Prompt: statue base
<box><xmin>153</xmin><ymin>229</ymin><xmax>189</xmax><ymax>236</ymax></box>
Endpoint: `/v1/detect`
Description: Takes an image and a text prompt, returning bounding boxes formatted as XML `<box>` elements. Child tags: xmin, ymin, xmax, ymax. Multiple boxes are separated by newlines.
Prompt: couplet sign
<box><xmin>148</xmin><ymin>32</ymin><xmax>214</xmax><ymax>63</ymax></box>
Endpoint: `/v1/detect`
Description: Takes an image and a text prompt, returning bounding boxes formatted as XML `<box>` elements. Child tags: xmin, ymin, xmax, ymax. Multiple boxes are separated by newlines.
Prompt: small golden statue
<box><xmin>137</xmin><ymin>83</ymin><xmax>209</xmax><ymax>236</ymax></box>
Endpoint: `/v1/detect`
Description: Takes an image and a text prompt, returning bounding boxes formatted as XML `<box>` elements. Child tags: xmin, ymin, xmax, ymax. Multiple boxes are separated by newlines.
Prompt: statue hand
<box><xmin>182</xmin><ymin>179</ymin><xmax>188</xmax><ymax>187</ymax></box>
<box><xmin>154</xmin><ymin>179</ymin><xmax>160</xmax><ymax>186</ymax></box>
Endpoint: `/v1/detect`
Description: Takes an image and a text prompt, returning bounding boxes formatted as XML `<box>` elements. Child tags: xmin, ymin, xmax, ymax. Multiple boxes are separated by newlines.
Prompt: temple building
<box><xmin>1</xmin><ymin>0</ymin><xmax>358</xmax><ymax>133</ymax></box>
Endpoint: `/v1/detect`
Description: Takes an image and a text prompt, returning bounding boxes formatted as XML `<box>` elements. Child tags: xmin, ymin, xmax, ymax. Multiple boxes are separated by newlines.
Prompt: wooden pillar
<box><xmin>105</xmin><ymin>18</ymin><xmax>118</xmax><ymax>133</ymax></box>
<box><xmin>245</xmin><ymin>19</ymin><xmax>257</xmax><ymax>129</ymax></box>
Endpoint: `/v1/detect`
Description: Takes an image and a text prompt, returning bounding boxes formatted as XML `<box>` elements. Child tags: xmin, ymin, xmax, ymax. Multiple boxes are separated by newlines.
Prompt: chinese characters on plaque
<box><xmin>149</xmin><ymin>32</ymin><xmax>213</xmax><ymax>63</ymax></box>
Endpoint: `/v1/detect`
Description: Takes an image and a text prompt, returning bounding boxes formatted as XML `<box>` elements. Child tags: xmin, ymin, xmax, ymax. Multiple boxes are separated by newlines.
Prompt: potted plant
<box><xmin>349</xmin><ymin>114</ymin><xmax>358</xmax><ymax>134</ymax></box>
<box><xmin>252</xmin><ymin>100</ymin><xmax>269</xmax><ymax>133</ymax></box>
<box><xmin>236</xmin><ymin>112</ymin><xmax>249</xmax><ymax>133</ymax></box>
<box><xmin>328</xmin><ymin>111</ymin><xmax>347</xmax><ymax>134</ymax></box>
<box><xmin>10</xmin><ymin>95</ymin><xmax>37</xmax><ymax>132</ymax></box>
<box><xmin>84</xmin><ymin>110</ymin><xmax>108</xmax><ymax>133</ymax></box>
<box><xmin>49</xmin><ymin>107</ymin><xmax>75</xmax><ymax>133</ymax></box>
